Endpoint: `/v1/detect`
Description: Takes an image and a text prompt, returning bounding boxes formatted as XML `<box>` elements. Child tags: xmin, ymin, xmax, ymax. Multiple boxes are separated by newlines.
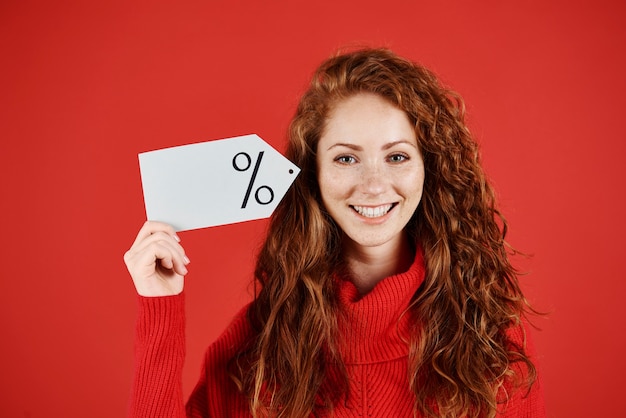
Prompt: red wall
<box><xmin>1</xmin><ymin>1</ymin><xmax>624</xmax><ymax>417</ymax></box>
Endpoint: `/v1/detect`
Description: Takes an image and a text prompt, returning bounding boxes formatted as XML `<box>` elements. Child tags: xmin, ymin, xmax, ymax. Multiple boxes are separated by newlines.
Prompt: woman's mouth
<box><xmin>351</xmin><ymin>203</ymin><xmax>396</xmax><ymax>218</ymax></box>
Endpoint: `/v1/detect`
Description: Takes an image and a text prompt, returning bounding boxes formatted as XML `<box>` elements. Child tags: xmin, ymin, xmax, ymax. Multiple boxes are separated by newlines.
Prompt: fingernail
<box><xmin>184</xmin><ymin>255</ymin><xmax>190</xmax><ymax>264</ymax></box>
<box><xmin>174</xmin><ymin>234</ymin><xmax>181</xmax><ymax>242</ymax></box>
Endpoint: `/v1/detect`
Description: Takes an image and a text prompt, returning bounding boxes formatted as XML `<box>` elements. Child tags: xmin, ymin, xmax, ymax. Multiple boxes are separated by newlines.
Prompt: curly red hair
<box><xmin>231</xmin><ymin>47</ymin><xmax>537</xmax><ymax>418</ymax></box>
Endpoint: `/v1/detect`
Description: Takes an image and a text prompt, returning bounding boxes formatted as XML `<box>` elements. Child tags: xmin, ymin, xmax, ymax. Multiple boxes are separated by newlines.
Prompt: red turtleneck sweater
<box><xmin>129</xmin><ymin>254</ymin><xmax>545</xmax><ymax>417</ymax></box>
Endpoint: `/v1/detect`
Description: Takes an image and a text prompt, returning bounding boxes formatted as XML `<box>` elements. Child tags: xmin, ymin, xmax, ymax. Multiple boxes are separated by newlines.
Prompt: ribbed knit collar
<box><xmin>336</xmin><ymin>249</ymin><xmax>426</xmax><ymax>365</ymax></box>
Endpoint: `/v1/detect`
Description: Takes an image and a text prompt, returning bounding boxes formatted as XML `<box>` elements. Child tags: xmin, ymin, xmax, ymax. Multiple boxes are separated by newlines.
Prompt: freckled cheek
<box><xmin>396</xmin><ymin>167</ymin><xmax>423</xmax><ymax>185</ymax></box>
<box><xmin>399</xmin><ymin>172</ymin><xmax>425</xmax><ymax>202</ymax></box>
<box><xmin>320</xmin><ymin>170</ymin><xmax>358</xmax><ymax>198</ymax></box>
<box><xmin>318</xmin><ymin>175</ymin><xmax>341</xmax><ymax>204</ymax></box>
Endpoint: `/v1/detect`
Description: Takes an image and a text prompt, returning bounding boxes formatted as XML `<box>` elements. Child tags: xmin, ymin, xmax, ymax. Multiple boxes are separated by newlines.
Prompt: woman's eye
<box><xmin>336</xmin><ymin>155</ymin><xmax>356</xmax><ymax>164</ymax></box>
<box><xmin>388</xmin><ymin>153</ymin><xmax>408</xmax><ymax>163</ymax></box>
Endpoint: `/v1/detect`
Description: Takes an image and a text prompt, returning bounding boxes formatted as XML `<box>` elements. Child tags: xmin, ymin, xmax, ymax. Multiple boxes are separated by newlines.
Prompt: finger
<box><xmin>130</xmin><ymin>221</ymin><xmax>179</xmax><ymax>250</ymax></box>
<box><xmin>142</xmin><ymin>237</ymin><xmax>187</xmax><ymax>268</ymax></box>
<box><xmin>126</xmin><ymin>233</ymin><xmax>188</xmax><ymax>275</ymax></box>
<box><xmin>152</xmin><ymin>243</ymin><xmax>188</xmax><ymax>276</ymax></box>
<box><xmin>128</xmin><ymin>230</ymin><xmax>186</xmax><ymax>261</ymax></box>
<box><xmin>170</xmin><ymin>252</ymin><xmax>190</xmax><ymax>276</ymax></box>
<box><xmin>132</xmin><ymin>241</ymin><xmax>187</xmax><ymax>277</ymax></box>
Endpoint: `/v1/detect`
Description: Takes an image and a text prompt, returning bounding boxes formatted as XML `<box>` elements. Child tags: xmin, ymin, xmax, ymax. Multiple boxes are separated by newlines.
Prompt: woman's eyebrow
<box><xmin>382</xmin><ymin>140</ymin><xmax>418</xmax><ymax>150</ymax></box>
<box><xmin>327</xmin><ymin>140</ymin><xmax>417</xmax><ymax>152</ymax></box>
<box><xmin>326</xmin><ymin>143</ymin><xmax>362</xmax><ymax>151</ymax></box>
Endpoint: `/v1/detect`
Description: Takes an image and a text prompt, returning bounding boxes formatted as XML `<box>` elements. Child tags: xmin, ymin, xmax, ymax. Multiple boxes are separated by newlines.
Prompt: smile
<box><xmin>351</xmin><ymin>204</ymin><xmax>395</xmax><ymax>218</ymax></box>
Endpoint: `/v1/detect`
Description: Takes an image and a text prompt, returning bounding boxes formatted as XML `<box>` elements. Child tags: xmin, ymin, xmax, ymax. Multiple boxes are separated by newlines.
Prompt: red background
<box><xmin>1</xmin><ymin>1</ymin><xmax>624</xmax><ymax>417</ymax></box>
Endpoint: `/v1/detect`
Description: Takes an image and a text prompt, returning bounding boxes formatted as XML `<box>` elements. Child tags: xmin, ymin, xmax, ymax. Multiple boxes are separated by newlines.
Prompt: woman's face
<box><xmin>316</xmin><ymin>93</ymin><xmax>425</xmax><ymax>253</ymax></box>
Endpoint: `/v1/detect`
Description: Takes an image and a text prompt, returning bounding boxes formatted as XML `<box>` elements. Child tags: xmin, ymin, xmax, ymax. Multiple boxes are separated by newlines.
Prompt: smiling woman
<box><xmin>317</xmin><ymin>93</ymin><xmax>425</xmax><ymax>293</ymax></box>
<box><xmin>125</xmin><ymin>48</ymin><xmax>546</xmax><ymax>417</ymax></box>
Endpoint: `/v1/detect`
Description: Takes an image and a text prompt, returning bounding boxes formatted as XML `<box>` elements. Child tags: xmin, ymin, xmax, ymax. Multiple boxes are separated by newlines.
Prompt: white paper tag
<box><xmin>138</xmin><ymin>134</ymin><xmax>300</xmax><ymax>231</ymax></box>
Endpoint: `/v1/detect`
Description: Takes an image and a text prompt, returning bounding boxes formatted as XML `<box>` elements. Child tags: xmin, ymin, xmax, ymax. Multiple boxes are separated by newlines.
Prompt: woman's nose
<box><xmin>357</xmin><ymin>162</ymin><xmax>386</xmax><ymax>195</ymax></box>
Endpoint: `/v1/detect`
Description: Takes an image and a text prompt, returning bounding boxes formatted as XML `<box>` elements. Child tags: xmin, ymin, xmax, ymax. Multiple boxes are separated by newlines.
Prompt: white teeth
<box><xmin>352</xmin><ymin>204</ymin><xmax>393</xmax><ymax>218</ymax></box>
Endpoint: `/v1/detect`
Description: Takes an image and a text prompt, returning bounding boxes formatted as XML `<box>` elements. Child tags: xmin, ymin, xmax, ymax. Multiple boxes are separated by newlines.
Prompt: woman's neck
<box><xmin>343</xmin><ymin>232</ymin><xmax>414</xmax><ymax>296</ymax></box>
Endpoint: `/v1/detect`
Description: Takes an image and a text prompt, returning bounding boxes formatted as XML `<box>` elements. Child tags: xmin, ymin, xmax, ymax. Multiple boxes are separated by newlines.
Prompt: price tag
<box><xmin>138</xmin><ymin>134</ymin><xmax>301</xmax><ymax>231</ymax></box>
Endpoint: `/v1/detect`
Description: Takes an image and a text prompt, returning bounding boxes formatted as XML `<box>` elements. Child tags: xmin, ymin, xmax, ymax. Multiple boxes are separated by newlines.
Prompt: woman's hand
<box><xmin>124</xmin><ymin>221</ymin><xmax>190</xmax><ymax>297</ymax></box>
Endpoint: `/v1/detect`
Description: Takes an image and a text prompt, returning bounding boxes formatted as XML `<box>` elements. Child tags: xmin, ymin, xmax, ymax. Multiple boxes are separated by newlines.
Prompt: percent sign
<box><xmin>233</xmin><ymin>151</ymin><xmax>275</xmax><ymax>208</ymax></box>
<box><xmin>232</xmin><ymin>151</ymin><xmax>297</xmax><ymax>208</ymax></box>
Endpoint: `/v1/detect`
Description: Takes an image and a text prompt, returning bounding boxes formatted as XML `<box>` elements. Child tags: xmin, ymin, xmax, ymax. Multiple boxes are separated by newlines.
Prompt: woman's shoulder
<box><xmin>504</xmin><ymin>315</ymin><xmax>539</xmax><ymax>352</ymax></box>
<box><xmin>203</xmin><ymin>303</ymin><xmax>254</xmax><ymax>365</ymax></box>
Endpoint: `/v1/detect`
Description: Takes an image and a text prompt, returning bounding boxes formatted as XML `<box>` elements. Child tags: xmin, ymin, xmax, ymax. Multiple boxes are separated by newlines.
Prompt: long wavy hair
<box><xmin>231</xmin><ymin>48</ymin><xmax>537</xmax><ymax>417</ymax></box>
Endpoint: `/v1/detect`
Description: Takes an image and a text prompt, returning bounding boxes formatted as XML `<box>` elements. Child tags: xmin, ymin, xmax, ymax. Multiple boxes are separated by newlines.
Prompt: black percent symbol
<box><xmin>232</xmin><ymin>151</ymin><xmax>275</xmax><ymax>209</ymax></box>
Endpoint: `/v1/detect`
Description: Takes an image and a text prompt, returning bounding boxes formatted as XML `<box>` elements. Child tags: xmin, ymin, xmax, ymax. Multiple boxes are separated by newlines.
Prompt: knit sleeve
<box><xmin>186</xmin><ymin>306</ymin><xmax>252</xmax><ymax>417</ymax></box>
<box><xmin>128</xmin><ymin>293</ymin><xmax>186</xmax><ymax>418</ymax></box>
